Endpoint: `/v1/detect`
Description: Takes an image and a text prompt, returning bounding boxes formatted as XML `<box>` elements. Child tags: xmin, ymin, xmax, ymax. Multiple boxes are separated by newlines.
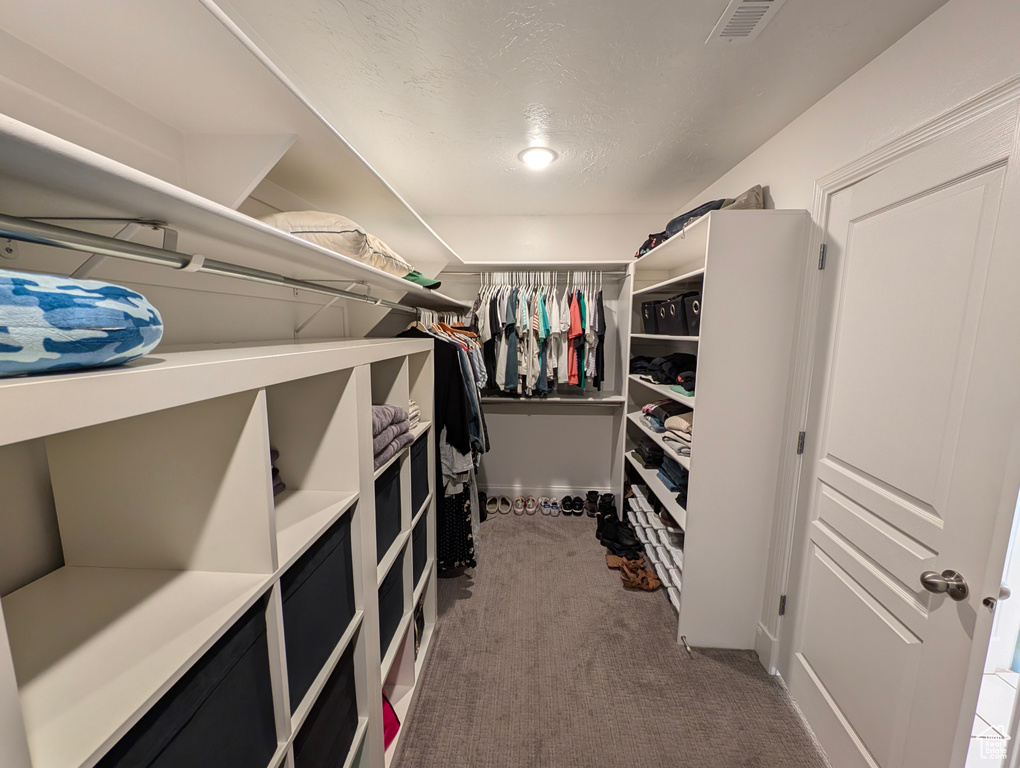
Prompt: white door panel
<box><xmin>801</xmin><ymin>546</ymin><xmax>921</xmax><ymax>768</ymax></box>
<box><xmin>815</xmin><ymin>485</ymin><xmax>937</xmax><ymax>593</ymax></box>
<box><xmin>825</xmin><ymin>175</ymin><xmax>999</xmax><ymax>508</ymax></box>
<box><xmin>785</xmin><ymin>100</ymin><xmax>1020</xmax><ymax>768</ymax></box>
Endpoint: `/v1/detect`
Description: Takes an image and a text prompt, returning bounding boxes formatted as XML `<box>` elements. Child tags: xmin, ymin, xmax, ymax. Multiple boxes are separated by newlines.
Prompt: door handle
<box><xmin>920</xmin><ymin>570</ymin><xmax>969</xmax><ymax>601</ymax></box>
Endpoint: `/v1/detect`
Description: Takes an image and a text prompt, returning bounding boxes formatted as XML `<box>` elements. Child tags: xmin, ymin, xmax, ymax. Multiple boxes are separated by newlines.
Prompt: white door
<box><xmin>783</xmin><ymin>100</ymin><xmax>1020</xmax><ymax>768</ymax></box>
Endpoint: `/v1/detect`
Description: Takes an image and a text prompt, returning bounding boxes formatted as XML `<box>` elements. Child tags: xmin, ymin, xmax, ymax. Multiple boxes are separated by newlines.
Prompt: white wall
<box><xmin>429</xmin><ymin>214</ymin><xmax>669</xmax><ymax>264</ymax></box>
<box><xmin>674</xmin><ymin>0</ymin><xmax>1020</xmax><ymax>214</ymax></box>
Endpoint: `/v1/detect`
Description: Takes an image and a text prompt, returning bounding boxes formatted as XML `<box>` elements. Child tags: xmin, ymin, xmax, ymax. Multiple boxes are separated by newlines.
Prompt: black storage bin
<box><xmin>281</xmin><ymin>513</ymin><xmax>356</xmax><ymax>713</ymax></box>
<box><xmin>641</xmin><ymin>301</ymin><xmax>660</xmax><ymax>334</ymax></box>
<box><xmin>683</xmin><ymin>292</ymin><xmax>702</xmax><ymax>335</ymax></box>
<box><xmin>293</xmin><ymin>643</ymin><xmax>359</xmax><ymax>768</ymax></box>
<box><xmin>96</xmin><ymin>600</ymin><xmax>277</xmax><ymax>768</ymax></box>
<box><xmin>379</xmin><ymin>549</ymin><xmax>405</xmax><ymax>657</ymax></box>
<box><xmin>412</xmin><ymin>512</ymin><xmax>427</xmax><ymax>587</ymax></box>
<box><xmin>375</xmin><ymin>461</ymin><xmax>401</xmax><ymax>563</ymax></box>
<box><xmin>411</xmin><ymin>435</ymin><xmax>429</xmax><ymax>515</ymax></box>
<box><xmin>658</xmin><ymin>293</ymin><xmax>696</xmax><ymax>335</ymax></box>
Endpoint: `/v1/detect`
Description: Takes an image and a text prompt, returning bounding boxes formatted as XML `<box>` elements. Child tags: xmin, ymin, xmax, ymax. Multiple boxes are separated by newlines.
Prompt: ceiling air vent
<box><xmin>706</xmin><ymin>0</ymin><xmax>787</xmax><ymax>44</ymax></box>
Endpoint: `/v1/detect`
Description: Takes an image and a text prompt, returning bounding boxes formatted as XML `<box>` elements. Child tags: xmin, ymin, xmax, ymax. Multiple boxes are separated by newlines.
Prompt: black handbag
<box><xmin>641</xmin><ymin>301</ymin><xmax>661</xmax><ymax>333</ymax></box>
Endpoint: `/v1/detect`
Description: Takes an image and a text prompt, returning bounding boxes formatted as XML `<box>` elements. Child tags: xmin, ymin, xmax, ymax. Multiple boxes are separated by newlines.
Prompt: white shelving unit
<box><xmin>623</xmin><ymin>210</ymin><xmax>810</xmax><ymax>651</ymax></box>
<box><xmin>0</xmin><ymin>338</ymin><xmax>440</xmax><ymax>768</ymax></box>
<box><xmin>0</xmin><ymin>114</ymin><xmax>468</xmax><ymax>314</ymax></box>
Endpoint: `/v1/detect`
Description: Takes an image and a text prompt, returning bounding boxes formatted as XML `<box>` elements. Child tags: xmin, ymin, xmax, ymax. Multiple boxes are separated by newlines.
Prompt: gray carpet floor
<box><xmin>395</xmin><ymin>514</ymin><xmax>829</xmax><ymax>768</ymax></box>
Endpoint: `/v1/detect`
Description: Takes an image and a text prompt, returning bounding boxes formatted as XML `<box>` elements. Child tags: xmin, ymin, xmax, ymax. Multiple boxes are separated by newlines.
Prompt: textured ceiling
<box><xmin>220</xmin><ymin>0</ymin><xmax>948</xmax><ymax>216</ymax></box>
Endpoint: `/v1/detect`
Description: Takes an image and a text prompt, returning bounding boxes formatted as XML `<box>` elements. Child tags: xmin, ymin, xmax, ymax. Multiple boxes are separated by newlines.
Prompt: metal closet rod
<box><xmin>0</xmin><ymin>212</ymin><xmax>419</xmax><ymax>315</ymax></box>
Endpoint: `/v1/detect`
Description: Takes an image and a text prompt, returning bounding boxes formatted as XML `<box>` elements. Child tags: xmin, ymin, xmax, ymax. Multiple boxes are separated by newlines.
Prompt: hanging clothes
<box><xmin>399</xmin><ymin>311</ymin><xmax>489</xmax><ymax>573</ymax></box>
<box><xmin>474</xmin><ymin>272</ymin><xmax>612</xmax><ymax>398</ymax></box>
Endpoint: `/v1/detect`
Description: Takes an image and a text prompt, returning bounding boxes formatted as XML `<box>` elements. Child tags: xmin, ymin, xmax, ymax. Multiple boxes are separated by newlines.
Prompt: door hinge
<box><xmin>796</xmin><ymin>431</ymin><xmax>806</xmax><ymax>455</ymax></box>
<box><xmin>779</xmin><ymin>594</ymin><xmax>787</xmax><ymax>616</ymax></box>
<box><xmin>818</xmin><ymin>243</ymin><xmax>827</xmax><ymax>270</ymax></box>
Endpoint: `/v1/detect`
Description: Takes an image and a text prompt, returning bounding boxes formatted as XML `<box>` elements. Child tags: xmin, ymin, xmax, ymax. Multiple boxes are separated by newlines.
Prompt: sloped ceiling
<box><xmin>218</xmin><ymin>0</ymin><xmax>948</xmax><ymax>216</ymax></box>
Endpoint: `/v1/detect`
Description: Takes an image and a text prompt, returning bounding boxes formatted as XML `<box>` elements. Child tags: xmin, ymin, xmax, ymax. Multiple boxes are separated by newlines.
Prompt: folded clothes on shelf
<box><xmin>408</xmin><ymin>398</ymin><xmax>421</xmax><ymax>429</ymax></box>
<box><xmin>641</xmin><ymin>413</ymin><xmax>666</xmax><ymax>433</ymax></box>
<box><xmin>372</xmin><ymin>404</ymin><xmax>409</xmax><ymax>437</ymax></box>
<box><xmin>636</xmin><ymin>437</ymin><xmax>664</xmax><ymax>467</ymax></box>
<box><xmin>372</xmin><ymin>404</ymin><xmax>412</xmax><ymax>469</ymax></box>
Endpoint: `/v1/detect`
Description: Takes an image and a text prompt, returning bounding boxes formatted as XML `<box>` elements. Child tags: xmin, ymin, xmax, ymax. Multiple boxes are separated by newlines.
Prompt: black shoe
<box><xmin>583</xmin><ymin>491</ymin><xmax>599</xmax><ymax>518</ymax></box>
<box><xmin>599</xmin><ymin>493</ymin><xmax>615</xmax><ymax>508</ymax></box>
<box><xmin>571</xmin><ymin>496</ymin><xmax>584</xmax><ymax>516</ymax></box>
<box><xmin>561</xmin><ymin>496</ymin><xmax>575</xmax><ymax>514</ymax></box>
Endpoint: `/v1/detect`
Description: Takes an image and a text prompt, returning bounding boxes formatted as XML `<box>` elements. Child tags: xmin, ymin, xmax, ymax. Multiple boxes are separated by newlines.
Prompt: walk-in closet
<box><xmin>2</xmin><ymin>2</ymin><xmax>1020</xmax><ymax>767</ymax></box>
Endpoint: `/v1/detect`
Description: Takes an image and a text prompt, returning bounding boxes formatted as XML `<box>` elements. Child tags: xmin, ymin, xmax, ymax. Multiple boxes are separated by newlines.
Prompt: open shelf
<box><xmin>632</xmin><ymin>266</ymin><xmax>706</xmax><ymax>296</ymax></box>
<box><xmin>631</xmin><ymin>333</ymin><xmax>699</xmax><ymax>342</ymax></box>
<box><xmin>410</xmin><ymin>419</ymin><xmax>432</xmax><ymax>441</ymax></box>
<box><xmin>632</xmin><ymin>215</ymin><xmax>710</xmax><ymax>275</ymax></box>
<box><xmin>2</xmin><ymin>567</ymin><xmax>269</xmax><ymax>768</ymax></box>
<box><xmin>380</xmin><ymin>612</ymin><xmax>414</xmax><ymax>683</ymax></box>
<box><xmin>414</xmin><ymin>621</ymin><xmax>436</xmax><ymax>678</ymax></box>
<box><xmin>480</xmin><ymin>394</ymin><xmax>624</xmax><ymax>405</ymax></box>
<box><xmin>626</xmin><ymin>412</ymin><xmax>691</xmax><ymax>470</ymax></box>
<box><xmin>0</xmin><ymin>114</ymin><xmax>467</xmax><ymax>311</ymax></box>
<box><xmin>628</xmin><ymin>375</ymin><xmax>695</xmax><ymax>408</ymax></box>
<box><xmin>290</xmin><ymin>611</ymin><xmax>365</xmax><ymax>735</ymax></box>
<box><xmin>274</xmin><ymin>490</ymin><xmax>359</xmax><ymax>572</ymax></box>
<box><xmin>0</xmin><ymin>338</ymin><xmax>433</xmax><ymax>449</ymax></box>
<box><xmin>383</xmin><ymin>683</ymin><xmax>415</xmax><ymax>767</ymax></box>
<box><xmin>377</xmin><ymin>532</ymin><xmax>410</xmax><ymax>587</ymax></box>
<box><xmin>624</xmin><ymin>450</ymin><xmax>687</xmax><ymax>530</ymax></box>
<box><xmin>450</xmin><ymin>260</ymin><xmax>632</xmax><ymax>273</ymax></box>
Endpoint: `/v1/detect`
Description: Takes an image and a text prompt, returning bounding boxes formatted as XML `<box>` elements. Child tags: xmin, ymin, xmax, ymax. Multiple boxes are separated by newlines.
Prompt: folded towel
<box><xmin>373</xmin><ymin>420</ymin><xmax>410</xmax><ymax>456</ymax></box>
<box><xmin>372</xmin><ymin>404</ymin><xmax>409</xmax><ymax>437</ymax></box>
<box><xmin>373</xmin><ymin>431</ymin><xmax>415</xmax><ymax>469</ymax></box>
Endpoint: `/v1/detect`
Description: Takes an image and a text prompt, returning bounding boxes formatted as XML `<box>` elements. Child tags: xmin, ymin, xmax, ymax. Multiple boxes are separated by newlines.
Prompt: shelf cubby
<box><xmin>0</xmin><ymin>338</ymin><xmax>438</xmax><ymax>768</ymax></box>
<box><xmin>267</xmin><ymin>369</ymin><xmax>362</xmax><ymax>571</ymax></box>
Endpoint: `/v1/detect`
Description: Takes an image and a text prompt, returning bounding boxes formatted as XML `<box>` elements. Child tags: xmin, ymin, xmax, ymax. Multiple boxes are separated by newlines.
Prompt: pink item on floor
<box><xmin>383</xmin><ymin>693</ymin><xmax>401</xmax><ymax>748</ymax></box>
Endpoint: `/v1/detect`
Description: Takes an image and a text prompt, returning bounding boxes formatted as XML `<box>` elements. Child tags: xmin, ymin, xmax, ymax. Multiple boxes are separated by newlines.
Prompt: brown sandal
<box><xmin>620</xmin><ymin>560</ymin><xmax>661</xmax><ymax>591</ymax></box>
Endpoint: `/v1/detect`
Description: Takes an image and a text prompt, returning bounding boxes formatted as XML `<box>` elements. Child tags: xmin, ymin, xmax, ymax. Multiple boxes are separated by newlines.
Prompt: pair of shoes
<box><xmin>606</xmin><ymin>553</ymin><xmax>645</xmax><ymax>570</ymax></box>
<box><xmin>620</xmin><ymin>560</ymin><xmax>661</xmax><ymax>591</ymax></box>
<box><xmin>583</xmin><ymin>491</ymin><xmax>600</xmax><ymax>518</ymax></box>
<box><xmin>560</xmin><ymin>495</ymin><xmax>585</xmax><ymax>515</ymax></box>
<box><xmin>539</xmin><ymin>497</ymin><xmax>561</xmax><ymax>516</ymax></box>
<box><xmin>513</xmin><ymin>497</ymin><xmax>540</xmax><ymax>515</ymax></box>
<box><xmin>486</xmin><ymin>496</ymin><xmax>514</xmax><ymax>515</ymax></box>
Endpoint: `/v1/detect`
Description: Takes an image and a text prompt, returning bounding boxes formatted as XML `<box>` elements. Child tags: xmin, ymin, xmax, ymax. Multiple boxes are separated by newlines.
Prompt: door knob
<box><xmin>920</xmin><ymin>570</ymin><xmax>969</xmax><ymax>601</ymax></box>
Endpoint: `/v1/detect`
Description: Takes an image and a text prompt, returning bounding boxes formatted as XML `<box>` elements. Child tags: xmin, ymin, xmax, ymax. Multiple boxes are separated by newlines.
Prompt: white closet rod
<box><xmin>0</xmin><ymin>212</ymin><xmax>419</xmax><ymax>315</ymax></box>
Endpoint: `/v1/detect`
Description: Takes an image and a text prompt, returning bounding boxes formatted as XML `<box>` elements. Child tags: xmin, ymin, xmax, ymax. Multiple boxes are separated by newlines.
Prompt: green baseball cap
<box><xmin>403</xmin><ymin>270</ymin><xmax>442</xmax><ymax>290</ymax></box>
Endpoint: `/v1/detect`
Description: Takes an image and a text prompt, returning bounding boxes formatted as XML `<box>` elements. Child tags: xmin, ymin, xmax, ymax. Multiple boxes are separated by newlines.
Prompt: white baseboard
<box><xmin>755</xmin><ymin>622</ymin><xmax>780</xmax><ymax>675</ymax></box>
<box><xmin>481</xmin><ymin>484</ymin><xmax>614</xmax><ymax>501</ymax></box>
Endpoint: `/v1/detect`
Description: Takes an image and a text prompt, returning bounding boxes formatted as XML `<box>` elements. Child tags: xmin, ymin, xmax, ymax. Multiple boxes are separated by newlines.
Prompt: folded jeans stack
<box><xmin>657</xmin><ymin>456</ymin><xmax>689</xmax><ymax>509</ymax></box>
<box><xmin>636</xmin><ymin>437</ymin><xmax>664</xmax><ymax>467</ymax></box>
<box><xmin>372</xmin><ymin>404</ymin><xmax>412</xmax><ymax>469</ymax></box>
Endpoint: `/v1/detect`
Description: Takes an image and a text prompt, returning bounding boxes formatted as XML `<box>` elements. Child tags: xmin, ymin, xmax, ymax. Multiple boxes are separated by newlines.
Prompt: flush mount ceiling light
<box><xmin>518</xmin><ymin>147</ymin><xmax>558</xmax><ymax>170</ymax></box>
